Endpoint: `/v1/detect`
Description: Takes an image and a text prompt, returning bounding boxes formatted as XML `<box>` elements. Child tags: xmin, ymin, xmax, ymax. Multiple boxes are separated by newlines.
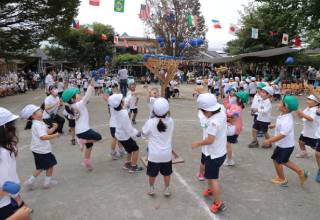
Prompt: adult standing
<box><xmin>118</xmin><ymin>67</ymin><xmax>128</xmax><ymax>96</ymax></box>
<box><xmin>45</xmin><ymin>71</ymin><xmax>54</xmax><ymax>95</ymax></box>
<box><xmin>43</xmin><ymin>86</ymin><xmax>65</xmax><ymax>133</ymax></box>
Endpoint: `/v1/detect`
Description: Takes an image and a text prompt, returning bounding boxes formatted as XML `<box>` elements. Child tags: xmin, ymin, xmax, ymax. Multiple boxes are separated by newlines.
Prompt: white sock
<box><xmin>44</xmin><ymin>176</ymin><xmax>52</xmax><ymax>185</ymax></box>
<box><xmin>28</xmin><ymin>175</ymin><xmax>36</xmax><ymax>183</ymax></box>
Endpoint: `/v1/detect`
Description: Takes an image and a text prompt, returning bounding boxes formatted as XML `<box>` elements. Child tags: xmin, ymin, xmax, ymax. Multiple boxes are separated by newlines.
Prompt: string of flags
<box><xmin>89</xmin><ymin>0</ymin><xmax>125</xmax><ymax>12</ymax></box>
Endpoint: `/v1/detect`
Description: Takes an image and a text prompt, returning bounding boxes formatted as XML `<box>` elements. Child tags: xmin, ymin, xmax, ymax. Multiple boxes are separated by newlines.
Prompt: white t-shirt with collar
<box><xmin>251</xmin><ymin>94</ymin><xmax>262</xmax><ymax>116</ymax></box>
<box><xmin>43</xmin><ymin>95</ymin><xmax>60</xmax><ymax>119</ymax></box>
<box><xmin>257</xmin><ymin>98</ymin><xmax>272</xmax><ymax>122</ymax></box>
<box><xmin>301</xmin><ymin>106</ymin><xmax>318</xmax><ymax>139</ymax></box>
<box><xmin>114</xmin><ymin>109</ymin><xmax>139</xmax><ymax>141</ymax></box>
<box><xmin>31</xmin><ymin>120</ymin><xmax>52</xmax><ymax>154</ymax></box>
<box><xmin>249</xmin><ymin>82</ymin><xmax>257</xmax><ymax>94</ymax></box>
<box><xmin>315</xmin><ymin>110</ymin><xmax>320</xmax><ymax>139</ymax></box>
<box><xmin>201</xmin><ymin>108</ymin><xmax>227</xmax><ymax>160</ymax></box>
<box><xmin>142</xmin><ymin>117</ymin><xmax>174</xmax><ymax>163</ymax></box>
<box><xmin>0</xmin><ymin>147</ymin><xmax>20</xmax><ymax>208</ymax></box>
<box><xmin>275</xmin><ymin>113</ymin><xmax>295</xmax><ymax>148</ymax></box>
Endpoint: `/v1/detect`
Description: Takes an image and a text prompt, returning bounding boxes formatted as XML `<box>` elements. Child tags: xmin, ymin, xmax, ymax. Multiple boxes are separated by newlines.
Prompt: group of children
<box><xmin>1</xmin><ymin>76</ymin><xmax>320</xmax><ymax>219</ymax></box>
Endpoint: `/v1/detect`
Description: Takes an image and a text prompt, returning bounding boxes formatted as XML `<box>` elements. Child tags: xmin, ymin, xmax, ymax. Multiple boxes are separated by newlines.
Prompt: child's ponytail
<box><xmin>65</xmin><ymin>105</ymin><xmax>75</xmax><ymax>116</ymax></box>
<box><xmin>157</xmin><ymin>119</ymin><xmax>167</xmax><ymax>132</ymax></box>
<box><xmin>25</xmin><ymin>117</ymin><xmax>33</xmax><ymax>130</ymax></box>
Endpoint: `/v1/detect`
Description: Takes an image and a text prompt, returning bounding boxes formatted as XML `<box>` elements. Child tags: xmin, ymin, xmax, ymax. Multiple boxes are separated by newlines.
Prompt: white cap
<box><xmin>223</xmin><ymin>78</ymin><xmax>229</xmax><ymax>83</ymax></box>
<box><xmin>307</xmin><ymin>94</ymin><xmax>320</xmax><ymax>103</ymax></box>
<box><xmin>0</xmin><ymin>107</ymin><xmax>19</xmax><ymax>126</ymax></box>
<box><xmin>108</xmin><ymin>94</ymin><xmax>123</xmax><ymax>108</ymax></box>
<box><xmin>246</xmin><ymin>78</ymin><xmax>251</xmax><ymax>83</ymax></box>
<box><xmin>235</xmin><ymin>77</ymin><xmax>240</xmax><ymax>81</ymax></box>
<box><xmin>251</xmin><ymin>77</ymin><xmax>256</xmax><ymax>81</ymax></box>
<box><xmin>20</xmin><ymin>104</ymin><xmax>40</xmax><ymax>119</ymax></box>
<box><xmin>153</xmin><ymin>98</ymin><xmax>169</xmax><ymax>116</ymax></box>
<box><xmin>197</xmin><ymin>93</ymin><xmax>221</xmax><ymax>111</ymax></box>
<box><xmin>262</xmin><ymin>86</ymin><xmax>274</xmax><ymax>96</ymax></box>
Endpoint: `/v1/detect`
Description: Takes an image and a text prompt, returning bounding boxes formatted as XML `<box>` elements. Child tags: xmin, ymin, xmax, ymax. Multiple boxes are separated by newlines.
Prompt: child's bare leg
<box><xmin>199</xmin><ymin>163</ymin><xmax>205</xmax><ymax>173</ymax></box>
<box><xmin>163</xmin><ymin>175</ymin><xmax>171</xmax><ymax>188</ymax></box>
<box><xmin>45</xmin><ymin>167</ymin><xmax>53</xmax><ymax>177</ymax></box>
<box><xmin>149</xmin><ymin>177</ymin><xmax>156</xmax><ymax>186</ymax></box>
<box><xmin>33</xmin><ymin>169</ymin><xmax>42</xmax><ymax>177</ymax></box>
<box><xmin>132</xmin><ymin>112</ymin><xmax>137</xmax><ymax>122</ymax></box>
<box><xmin>315</xmin><ymin>151</ymin><xmax>320</xmax><ymax>168</ymax></box>
<box><xmin>131</xmin><ymin>150</ymin><xmax>139</xmax><ymax>166</ymax></box>
<box><xmin>208</xmin><ymin>179</ymin><xmax>221</xmax><ymax>203</ymax></box>
<box><xmin>273</xmin><ymin>160</ymin><xmax>285</xmax><ymax>180</ymax></box>
<box><xmin>111</xmin><ymin>137</ymin><xmax>117</xmax><ymax>151</ymax></box>
<box><xmin>226</xmin><ymin>143</ymin><xmax>232</xmax><ymax>160</ymax></box>
<box><xmin>126</xmin><ymin>152</ymin><xmax>132</xmax><ymax>163</ymax></box>
<box><xmin>298</xmin><ymin>139</ymin><xmax>306</xmax><ymax>151</ymax></box>
<box><xmin>284</xmin><ymin>160</ymin><xmax>303</xmax><ymax>174</ymax></box>
<box><xmin>84</xmin><ymin>147</ymin><xmax>92</xmax><ymax>160</ymax></box>
<box><xmin>128</xmin><ymin>111</ymin><xmax>132</xmax><ymax>120</ymax></box>
<box><xmin>252</xmin><ymin>129</ymin><xmax>257</xmax><ymax>140</ymax></box>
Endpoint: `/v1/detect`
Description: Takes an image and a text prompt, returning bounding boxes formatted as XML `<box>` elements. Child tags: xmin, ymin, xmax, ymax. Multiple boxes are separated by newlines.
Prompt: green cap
<box><xmin>236</xmin><ymin>91</ymin><xmax>249</xmax><ymax>104</ymax></box>
<box><xmin>104</xmin><ymin>87</ymin><xmax>112</xmax><ymax>95</ymax></box>
<box><xmin>257</xmin><ymin>82</ymin><xmax>266</xmax><ymax>89</ymax></box>
<box><xmin>61</xmin><ymin>88</ymin><xmax>80</xmax><ymax>103</ymax></box>
<box><xmin>282</xmin><ymin>95</ymin><xmax>299</xmax><ymax>112</ymax></box>
<box><xmin>214</xmin><ymin>76</ymin><xmax>219</xmax><ymax>81</ymax></box>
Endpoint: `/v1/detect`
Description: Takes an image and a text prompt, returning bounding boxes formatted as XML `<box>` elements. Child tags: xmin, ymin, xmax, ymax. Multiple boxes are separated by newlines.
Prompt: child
<box><xmin>213</xmin><ymin>76</ymin><xmax>220</xmax><ymax>97</ymax></box>
<box><xmin>224</xmin><ymin>91</ymin><xmax>248</xmax><ymax>166</ymax></box>
<box><xmin>272</xmin><ymin>82</ymin><xmax>281</xmax><ymax>101</ymax></box>
<box><xmin>61</xmin><ymin>80</ymin><xmax>102</xmax><ymax>171</ymax></box>
<box><xmin>249</xmin><ymin>77</ymin><xmax>257</xmax><ymax>103</ymax></box>
<box><xmin>295</xmin><ymin>94</ymin><xmax>320</xmax><ymax>159</ymax></box>
<box><xmin>21</xmin><ymin>104</ymin><xmax>59</xmax><ymax>189</ymax></box>
<box><xmin>128</xmin><ymin>83</ymin><xmax>139</xmax><ymax>124</ymax></box>
<box><xmin>223</xmin><ymin>88</ymin><xmax>237</xmax><ymax>109</ymax></box>
<box><xmin>0</xmin><ymin>107</ymin><xmax>31</xmax><ymax>220</ymax></box>
<box><xmin>142</xmin><ymin>98</ymin><xmax>174</xmax><ymax>196</ymax></box>
<box><xmin>108</xmin><ymin>93</ymin><xmax>144</xmax><ymax>173</ymax></box>
<box><xmin>148</xmin><ymin>87</ymin><xmax>159</xmax><ymax>118</ymax></box>
<box><xmin>192</xmin><ymin>93</ymin><xmax>227</xmax><ymax>214</ymax></box>
<box><xmin>249</xmin><ymin>86</ymin><xmax>273</xmax><ymax>148</ymax></box>
<box><xmin>263</xmin><ymin>96</ymin><xmax>309</xmax><ymax>186</ymax></box>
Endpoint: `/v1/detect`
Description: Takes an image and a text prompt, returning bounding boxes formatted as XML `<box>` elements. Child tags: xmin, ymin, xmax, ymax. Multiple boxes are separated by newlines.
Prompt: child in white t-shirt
<box><xmin>249</xmin><ymin>86</ymin><xmax>273</xmax><ymax>148</ymax></box>
<box><xmin>142</xmin><ymin>98</ymin><xmax>174</xmax><ymax>196</ymax></box>
<box><xmin>21</xmin><ymin>104</ymin><xmax>59</xmax><ymax>190</ymax></box>
<box><xmin>263</xmin><ymin>96</ymin><xmax>309</xmax><ymax>186</ymax></box>
<box><xmin>0</xmin><ymin>108</ymin><xmax>32</xmax><ymax>220</ymax></box>
<box><xmin>192</xmin><ymin>93</ymin><xmax>227</xmax><ymax>214</ymax></box>
<box><xmin>127</xmin><ymin>83</ymin><xmax>139</xmax><ymax>124</ymax></box>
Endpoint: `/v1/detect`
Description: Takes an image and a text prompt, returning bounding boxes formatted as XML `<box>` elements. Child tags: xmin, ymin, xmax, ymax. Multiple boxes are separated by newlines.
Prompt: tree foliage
<box><xmin>46</xmin><ymin>22</ymin><xmax>115</xmax><ymax>68</ymax></box>
<box><xmin>226</xmin><ymin>0</ymin><xmax>320</xmax><ymax>54</ymax></box>
<box><xmin>0</xmin><ymin>0</ymin><xmax>80</xmax><ymax>57</ymax></box>
<box><xmin>144</xmin><ymin>0</ymin><xmax>207</xmax><ymax>57</ymax></box>
<box><xmin>113</xmin><ymin>53</ymin><xmax>143</xmax><ymax>66</ymax></box>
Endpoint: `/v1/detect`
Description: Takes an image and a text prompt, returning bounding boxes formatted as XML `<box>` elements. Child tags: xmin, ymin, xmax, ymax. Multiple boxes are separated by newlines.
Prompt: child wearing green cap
<box><xmin>263</xmin><ymin>96</ymin><xmax>309</xmax><ymax>186</ymax></box>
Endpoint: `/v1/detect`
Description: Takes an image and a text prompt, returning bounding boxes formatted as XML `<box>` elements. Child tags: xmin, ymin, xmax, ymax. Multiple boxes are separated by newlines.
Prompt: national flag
<box><xmin>187</xmin><ymin>15</ymin><xmax>198</xmax><ymax>27</ymax></box>
<box><xmin>139</xmin><ymin>3</ymin><xmax>151</xmax><ymax>21</ymax></box>
<box><xmin>229</xmin><ymin>24</ymin><xmax>237</xmax><ymax>35</ymax></box>
<box><xmin>132</xmin><ymin>45</ymin><xmax>137</xmax><ymax>51</ymax></box>
<box><xmin>114</xmin><ymin>35</ymin><xmax>119</xmax><ymax>44</ymax></box>
<box><xmin>114</xmin><ymin>0</ymin><xmax>125</xmax><ymax>13</ymax></box>
<box><xmin>211</xmin><ymin>19</ymin><xmax>222</xmax><ymax>29</ymax></box>
<box><xmin>251</xmin><ymin>28</ymin><xmax>258</xmax><ymax>39</ymax></box>
<box><xmin>86</xmin><ymin>27</ymin><xmax>94</xmax><ymax>35</ymax></box>
<box><xmin>101</xmin><ymin>34</ymin><xmax>108</xmax><ymax>41</ymax></box>
<box><xmin>124</xmin><ymin>39</ymin><xmax>129</xmax><ymax>48</ymax></box>
<box><xmin>282</xmin><ymin>33</ymin><xmax>289</xmax><ymax>44</ymax></box>
<box><xmin>294</xmin><ymin>35</ymin><xmax>301</xmax><ymax>48</ymax></box>
<box><xmin>89</xmin><ymin>0</ymin><xmax>100</xmax><ymax>6</ymax></box>
<box><xmin>72</xmin><ymin>20</ymin><xmax>80</xmax><ymax>29</ymax></box>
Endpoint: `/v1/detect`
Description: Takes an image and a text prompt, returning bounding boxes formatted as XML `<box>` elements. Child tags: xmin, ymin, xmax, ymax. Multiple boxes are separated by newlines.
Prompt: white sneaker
<box><xmin>163</xmin><ymin>187</ymin><xmax>171</xmax><ymax>197</ymax></box>
<box><xmin>148</xmin><ymin>186</ymin><xmax>155</xmax><ymax>196</ymax></box>
<box><xmin>224</xmin><ymin>159</ymin><xmax>235</xmax><ymax>166</ymax></box>
<box><xmin>43</xmin><ymin>180</ymin><xmax>58</xmax><ymax>189</ymax></box>
<box><xmin>295</xmin><ymin>151</ymin><xmax>310</xmax><ymax>158</ymax></box>
<box><xmin>23</xmin><ymin>180</ymin><xmax>35</xmax><ymax>190</ymax></box>
<box><xmin>110</xmin><ymin>151</ymin><xmax>121</xmax><ymax>160</ymax></box>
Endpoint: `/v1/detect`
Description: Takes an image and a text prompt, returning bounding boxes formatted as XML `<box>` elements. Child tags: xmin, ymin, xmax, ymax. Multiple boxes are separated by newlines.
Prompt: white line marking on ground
<box><xmin>173</xmin><ymin>168</ymin><xmax>219</xmax><ymax>220</ymax></box>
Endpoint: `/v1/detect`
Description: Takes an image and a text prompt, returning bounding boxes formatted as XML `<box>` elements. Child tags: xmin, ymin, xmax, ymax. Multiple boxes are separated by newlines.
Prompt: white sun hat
<box><xmin>20</xmin><ymin>104</ymin><xmax>40</xmax><ymax>120</ymax></box>
<box><xmin>153</xmin><ymin>98</ymin><xmax>169</xmax><ymax>116</ymax></box>
<box><xmin>108</xmin><ymin>94</ymin><xmax>123</xmax><ymax>108</ymax></box>
<box><xmin>197</xmin><ymin>93</ymin><xmax>221</xmax><ymax>112</ymax></box>
<box><xmin>0</xmin><ymin>107</ymin><xmax>19</xmax><ymax>126</ymax></box>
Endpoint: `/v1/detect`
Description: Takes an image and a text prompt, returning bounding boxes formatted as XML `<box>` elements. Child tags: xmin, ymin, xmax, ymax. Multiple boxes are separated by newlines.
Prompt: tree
<box><xmin>0</xmin><ymin>0</ymin><xmax>80</xmax><ymax>57</ymax></box>
<box><xmin>46</xmin><ymin>22</ymin><xmax>115</xmax><ymax>68</ymax></box>
<box><xmin>144</xmin><ymin>0</ymin><xmax>207</xmax><ymax>57</ymax></box>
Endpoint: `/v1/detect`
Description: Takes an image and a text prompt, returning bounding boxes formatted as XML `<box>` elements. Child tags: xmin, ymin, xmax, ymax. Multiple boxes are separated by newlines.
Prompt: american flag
<box><xmin>139</xmin><ymin>3</ymin><xmax>150</xmax><ymax>21</ymax></box>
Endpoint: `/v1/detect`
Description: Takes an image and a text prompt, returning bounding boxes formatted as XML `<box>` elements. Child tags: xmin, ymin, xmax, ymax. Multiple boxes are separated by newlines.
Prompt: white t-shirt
<box><xmin>0</xmin><ymin>147</ymin><xmax>20</xmax><ymax>208</ymax></box>
<box><xmin>57</xmin><ymin>82</ymin><xmax>64</xmax><ymax>93</ymax></box>
<box><xmin>71</xmin><ymin>86</ymin><xmax>93</xmax><ymax>134</ymax></box>
<box><xmin>109</xmin><ymin>107</ymin><xmax>117</xmax><ymax>128</ymax></box>
<box><xmin>201</xmin><ymin>108</ymin><xmax>227</xmax><ymax>159</ymax></box>
<box><xmin>257</xmin><ymin>98</ymin><xmax>272</xmax><ymax>122</ymax></box>
<box><xmin>114</xmin><ymin>109</ymin><xmax>138</xmax><ymax>141</ymax></box>
<box><xmin>315</xmin><ymin>111</ymin><xmax>320</xmax><ymax>139</ymax></box>
<box><xmin>43</xmin><ymin>95</ymin><xmax>60</xmax><ymax>119</ymax></box>
<box><xmin>148</xmin><ymin>97</ymin><xmax>157</xmax><ymax>118</ymax></box>
<box><xmin>249</xmin><ymin>82</ymin><xmax>257</xmax><ymax>94</ymax></box>
<box><xmin>128</xmin><ymin>93</ymin><xmax>138</xmax><ymax>109</ymax></box>
<box><xmin>45</xmin><ymin>74</ymin><xmax>54</xmax><ymax>89</ymax></box>
<box><xmin>243</xmin><ymin>83</ymin><xmax>249</xmax><ymax>93</ymax></box>
<box><xmin>275</xmin><ymin>113</ymin><xmax>295</xmax><ymax>148</ymax></box>
<box><xmin>31</xmin><ymin>120</ymin><xmax>52</xmax><ymax>154</ymax></box>
<box><xmin>142</xmin><ymin>117</ymin><xmax>174</xmax><ymax>163</ymax></box>
<box><xmin>301</xmin><ymin>107</ymin><xmax>318</xmax><ymax>139</ymax></box>
<box><xmin>274</xmin><ymin>85</ymin><xmax>281</xmax><ymax>94</ymax></box>
<box><xmin>208</xmin><ymin>79</ymin><xmax>213</xmax><ymax>86</ymax></box>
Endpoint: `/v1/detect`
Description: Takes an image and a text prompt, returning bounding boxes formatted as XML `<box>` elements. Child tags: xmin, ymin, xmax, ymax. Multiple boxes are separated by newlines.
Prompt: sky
<box><xmin>78</xmin><ymin>0</ymin><xmax>251</xmax><ymax>51</ymax></box>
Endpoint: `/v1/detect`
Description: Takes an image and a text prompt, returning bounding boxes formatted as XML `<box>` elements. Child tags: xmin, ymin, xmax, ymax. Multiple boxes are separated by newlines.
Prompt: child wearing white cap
<box><xmin>192</xmin><ymin>93</ymin><xmax>227</xmax><ymax>214</ymax></box>
<box><xmin>249</xmin><ymin>77</ymin><xmax>257</xmax><ymax>103</ymax></box>
<box><xmin>127</xmin><ymin>83</ymin><xmax>139</xmax><ymax>124</ymax></box>
<box><xmin>142</xmin><ymin>98</ymin><xmax>174</xmax><ymax>196</ymax></box>
<box><xmin>295</xmin><ymin>94</ymin><xmax>320</xmax><ymax>162</ymax></box>
<box><xmin>249</xmin><ymin>86</ymin><xmax>274</xmax><ymax>148</ymax></box>
<box><xmin>147</xmin><ymin>87</ymin><xmax>159</xmax><ymax>118</ymax></box>
<box><xmin>21</xmin><ymin>104</ymin><xmax>59</xmax><ymax>190</ymax></box>
<box><xmin>109</xmin><ymin>94</ymin><xmax>144</xmax><ymax>173</ymax></box>
<box><xmin>0</xmin><ymin>107</ymin><xmax>32</xmax><ymax>220</ymax></box>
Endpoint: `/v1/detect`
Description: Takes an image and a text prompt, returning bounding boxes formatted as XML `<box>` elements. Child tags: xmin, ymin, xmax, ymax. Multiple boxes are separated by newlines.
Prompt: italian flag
<box><xmin>187</xmin><ymin>15</ymin><xmax>198</xmax><ymax>27</ymax></box>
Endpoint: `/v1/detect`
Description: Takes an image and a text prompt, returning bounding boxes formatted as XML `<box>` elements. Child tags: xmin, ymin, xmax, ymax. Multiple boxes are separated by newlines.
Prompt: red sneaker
<box><xmin>202</xmin><ymin>188</ymin><xmax>214</xmax><ymax>197</ymax></box>
<box><xmin>210</xmin><ymin>202</ymin><xmax>226</xmax><ymax>213</ymax></box>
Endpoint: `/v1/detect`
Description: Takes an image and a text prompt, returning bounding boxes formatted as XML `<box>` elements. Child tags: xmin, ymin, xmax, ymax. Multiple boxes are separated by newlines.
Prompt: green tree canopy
<box><xmin>0</xmin><ymin>0</ymin><xmax>80</xmax><ymax>57</ymax></box>
<box><xmin>144</xmin><ymin>0</ymin><xmax>207</xmax><ymax>57</ymax></box>
<box><xmin>46</xmin><ymin>22</ymin><xmax>115</xmax><ymax>68</ymax></box>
